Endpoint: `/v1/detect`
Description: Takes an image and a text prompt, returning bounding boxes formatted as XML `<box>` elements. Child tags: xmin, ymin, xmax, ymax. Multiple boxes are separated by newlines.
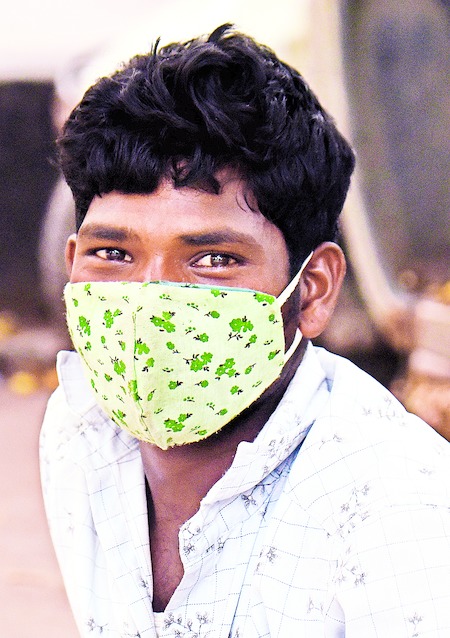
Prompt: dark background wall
<box><xmin>0</xmin><ymin>82</ymin><xmax>58</xmax><ymax>319</ymax></box>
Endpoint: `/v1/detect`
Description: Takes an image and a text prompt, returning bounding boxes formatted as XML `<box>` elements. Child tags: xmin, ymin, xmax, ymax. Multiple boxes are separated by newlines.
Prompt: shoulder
<box><xmin>288</xmin><ymin>348</ymin><xmax>450</xmax><ymax>529</ymax></box>
<box><xmin>40</xmin><ymin>350</ymin><xmax>139</xmax><ymax>471</ymax></box>
<box><xmin>40</xmin><ymin>351</ymin><xmax>109</xmax><ymax>461</ymax></box>
<box><xmin>40</xmin><ymin>351</ymin><xmax>142</xmax><ymax>542</ymax></box>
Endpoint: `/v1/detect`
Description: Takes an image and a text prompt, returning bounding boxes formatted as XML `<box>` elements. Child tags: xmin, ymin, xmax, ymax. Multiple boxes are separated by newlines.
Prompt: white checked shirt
<box><xmin>40</xmin><ymin>344</ymin><xmax>450</xmax><ymax>637</ymax></box>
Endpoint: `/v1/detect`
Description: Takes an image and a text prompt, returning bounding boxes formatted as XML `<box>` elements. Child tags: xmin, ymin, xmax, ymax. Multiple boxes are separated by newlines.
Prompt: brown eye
<box><xmin>95</xmin><ymin>248</ymin><xmax>132</xmax><ymax>262</ymax></box>
<box><xmin>194</xmin><ymin>253</ymin><xmax>237</xmax><ymax>268</ymax></box>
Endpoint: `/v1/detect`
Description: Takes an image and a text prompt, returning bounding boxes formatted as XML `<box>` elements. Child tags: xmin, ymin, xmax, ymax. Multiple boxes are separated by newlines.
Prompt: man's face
<box><xmin>66</xmin><ymin>176</ymin><xmax>291</xmax><ymax>298</ymax></box>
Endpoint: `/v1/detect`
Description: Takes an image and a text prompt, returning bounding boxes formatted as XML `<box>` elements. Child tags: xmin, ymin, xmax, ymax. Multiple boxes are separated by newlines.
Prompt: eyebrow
<box><xmin>179</xmin><ymin>230</ymin><xmax>259</xmax><ymax>247</ymax></box>
<box><xmin>78</xmin><ymin>223</ymin><xmax>141</xmax><ymax>242</ymax></box>
<box><xmin>79</xmin><ymin>224</ymin><xmax>259</xmax><ymax>247</ymax></box>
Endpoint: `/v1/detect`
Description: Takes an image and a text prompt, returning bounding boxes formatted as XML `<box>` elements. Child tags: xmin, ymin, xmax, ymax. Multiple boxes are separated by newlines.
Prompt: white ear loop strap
<box><xmin>277</xmin><ymin>251</ymin><xmax>314</xmax><ymax>306</ymax></box>
<box><xmin>280</xmin><ymin>251</ymin><xmax>314</xmax><ymax>362</ymax></box>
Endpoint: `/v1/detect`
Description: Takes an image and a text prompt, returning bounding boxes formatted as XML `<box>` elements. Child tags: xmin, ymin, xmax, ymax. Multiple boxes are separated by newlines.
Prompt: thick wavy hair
<box><xmin>59</xmin><ymin>24</ymin><xmax>355</xmax><ymax>271</ymax></box>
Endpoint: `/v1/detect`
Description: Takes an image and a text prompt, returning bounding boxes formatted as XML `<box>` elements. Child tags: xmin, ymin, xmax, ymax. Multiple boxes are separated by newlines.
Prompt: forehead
<box><xmin>79</xmin><ymin>179</ymin><xmax>285</xmax><ymax>249</ymax></box>
<box><xmin>71</xmin><ymin>178</ymin><xmax>292</xmax><ymax>294</ymax></box>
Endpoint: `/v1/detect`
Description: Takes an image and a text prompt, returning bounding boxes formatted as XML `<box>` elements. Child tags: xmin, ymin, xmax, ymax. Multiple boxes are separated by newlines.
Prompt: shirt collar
<box><xmin>202</xmin><ymin>342</ymin><xmax>331</xmax><ymax>504</ymax></box>
<box><xmin>56</xmin><ymin>342</ymin><xmax>330</xmax><ymax>498</ymax></box>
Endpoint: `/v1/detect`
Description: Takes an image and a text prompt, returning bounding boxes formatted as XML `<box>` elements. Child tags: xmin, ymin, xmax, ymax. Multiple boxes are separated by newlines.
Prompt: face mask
<box><xmin>64</xmin><ymin>254</ymin><xmax>312</xmax><ymax>449</ymax></box>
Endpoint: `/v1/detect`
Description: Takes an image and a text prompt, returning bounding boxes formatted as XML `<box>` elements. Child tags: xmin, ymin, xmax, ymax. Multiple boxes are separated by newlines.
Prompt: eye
<box><xmin>193</xmin><ymin>253</ymin><xmax>238</xmax><ymax>268</ymax></box>
<box><xmin>95</xmin><ymin>248</ymin><xmax>132</xmax><ymax>262</ymax></box>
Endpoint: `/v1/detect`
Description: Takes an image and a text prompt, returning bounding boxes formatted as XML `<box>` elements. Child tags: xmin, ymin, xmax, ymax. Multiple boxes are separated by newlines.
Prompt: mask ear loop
<box><xmin>279</xmin><ymin>251</ymin><xmax>314</xmax><ymax>362</ymax></box>
<box><xmin>277</xmin><ymin>251</ymin><xmax>313</xmax><ymax>306</ymax></box>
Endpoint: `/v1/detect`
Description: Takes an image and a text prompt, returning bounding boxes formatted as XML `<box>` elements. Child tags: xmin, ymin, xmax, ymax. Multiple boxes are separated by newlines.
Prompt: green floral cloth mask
<box><xmin>64</xmin><ymin>255</ymin><xmax>311</xmax><ymax>449</ymax></box>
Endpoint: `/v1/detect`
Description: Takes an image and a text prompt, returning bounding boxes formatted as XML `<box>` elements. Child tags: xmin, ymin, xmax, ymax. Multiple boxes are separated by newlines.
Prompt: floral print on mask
<box><xmin>65</xmin><ymin>280</ymin><xmax>288</xmax><ymax>449</ymax></box>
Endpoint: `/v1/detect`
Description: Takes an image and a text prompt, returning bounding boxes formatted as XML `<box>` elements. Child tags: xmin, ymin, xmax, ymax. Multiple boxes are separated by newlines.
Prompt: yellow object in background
<box><xmin>5</xmin><ymin>367</ymin><xmax>58</xmax><ymax>396</ymax></box>
<box><xmin>7</xmin><ymin>371</ymin><xmax>40</xmax><ymax>395</ymax></box>
<box><xmin>0</xmin><ymin>312</ymin><xmax>18</xmax><ymax>342</ymax></box>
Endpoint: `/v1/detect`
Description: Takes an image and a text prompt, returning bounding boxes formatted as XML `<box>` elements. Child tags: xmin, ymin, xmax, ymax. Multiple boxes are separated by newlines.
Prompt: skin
<box><xmin>66</xmin><ymin>173</ymin><xmax>346</xmax><ymax>611</ymax></box>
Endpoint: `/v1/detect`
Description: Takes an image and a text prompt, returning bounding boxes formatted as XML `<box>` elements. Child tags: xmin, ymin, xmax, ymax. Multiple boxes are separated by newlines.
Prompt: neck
<box><xmin>140</xmin><ymin>339</ymin><xmax>307</xmax><ymax>526</ymax></box>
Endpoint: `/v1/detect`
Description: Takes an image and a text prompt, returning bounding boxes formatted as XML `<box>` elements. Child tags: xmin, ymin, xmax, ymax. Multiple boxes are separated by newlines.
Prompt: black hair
<box><xmin>58</xmin><ymin>24</ymin><xmax>355</xmax><ymax>272</ymax></box>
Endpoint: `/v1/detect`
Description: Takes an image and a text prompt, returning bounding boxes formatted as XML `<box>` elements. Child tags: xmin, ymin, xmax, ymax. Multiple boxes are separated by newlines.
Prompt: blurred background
<box><xmin>0</xmin><ymin>0</ymin><xmax>448</xmax><ymax>635</ymax></box>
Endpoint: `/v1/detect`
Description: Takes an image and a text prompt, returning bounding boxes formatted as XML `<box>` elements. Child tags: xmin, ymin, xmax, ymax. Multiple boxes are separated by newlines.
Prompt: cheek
<box><xmin>68</xmin><ymin>251</ymin><xmax>88</xmax><ymax>283</ymax></box>
<box><xmin>281</xmin><ymin>292</ymin><xmax>301</xmax><ymax>345</ymax></box>
<box><xmin>68</xmin><ymin>251</ymin><xmax>100</xmax><ymax>283</ymax></box>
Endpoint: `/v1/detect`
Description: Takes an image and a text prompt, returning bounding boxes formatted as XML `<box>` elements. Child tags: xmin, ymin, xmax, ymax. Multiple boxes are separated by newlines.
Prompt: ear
<box><xmin>65</xmin><ymin>233</ymin><xmax>78</xmax><ymax>278</ymax></box>
<box><xmin>298</xmin><ymin>242</ymin><xmax>346</xmax><ymax>339</ymax></box>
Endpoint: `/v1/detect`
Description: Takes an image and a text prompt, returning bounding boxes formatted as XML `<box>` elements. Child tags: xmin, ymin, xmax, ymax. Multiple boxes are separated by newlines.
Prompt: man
<box><xmin>40</xmin><ymin>25</ymin><xmax>450</xmax><ymax>637</ymax></box>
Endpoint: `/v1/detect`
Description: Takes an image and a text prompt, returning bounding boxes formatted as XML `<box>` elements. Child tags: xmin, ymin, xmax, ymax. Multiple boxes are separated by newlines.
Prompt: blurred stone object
<box><xmin>38</xmin><ymin>178</ymin><xmax>76</xmax><ymax>330</ymax></box>
<box><xmin>394</xmin><ymin>285</ymin><xmax>450</xmax><ymax>440</ymax></box>
<box><xmin>307</xmin><ymin>1</ymin><xmax>449</xmax><ymax>438</ymax></box>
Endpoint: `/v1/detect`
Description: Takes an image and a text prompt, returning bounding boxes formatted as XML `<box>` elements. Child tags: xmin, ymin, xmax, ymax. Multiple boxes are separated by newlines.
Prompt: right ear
<box><xmin>65</xmin><ymin>233</ymin><xmax>78</xmax><ymax>277</ymax></box>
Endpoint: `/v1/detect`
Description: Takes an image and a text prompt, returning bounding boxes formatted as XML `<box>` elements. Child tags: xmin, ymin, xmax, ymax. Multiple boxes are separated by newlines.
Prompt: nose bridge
<box><xmin>140</xmin><ymin>253</ymin><xmax>178</xmax><ymax>283</ymax></box>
